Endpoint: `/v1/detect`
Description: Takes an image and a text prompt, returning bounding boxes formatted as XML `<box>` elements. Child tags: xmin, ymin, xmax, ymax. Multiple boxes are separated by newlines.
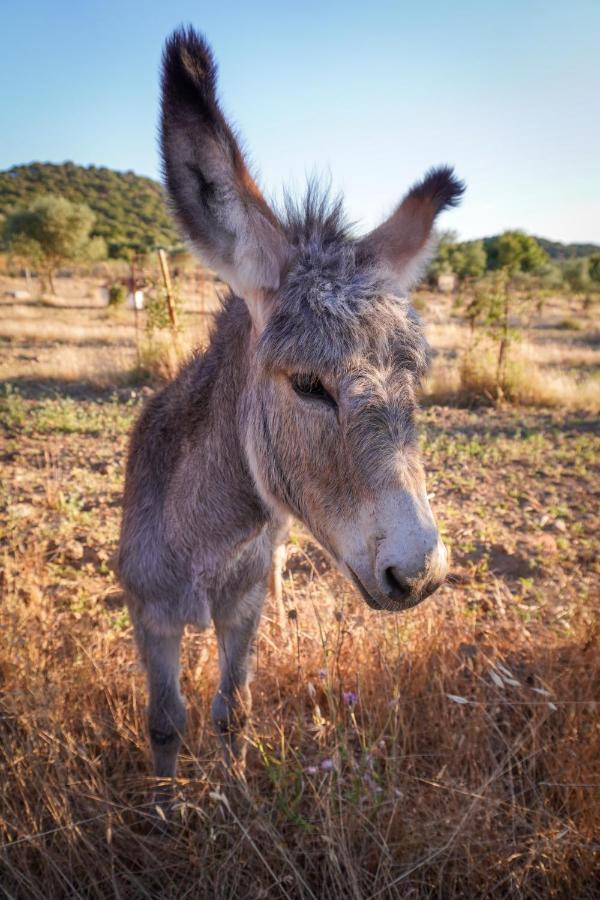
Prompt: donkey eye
<box><xmin>290</xmin><ymin>374</ymin><xmax>337</xmax><ymax>409</ymax></box>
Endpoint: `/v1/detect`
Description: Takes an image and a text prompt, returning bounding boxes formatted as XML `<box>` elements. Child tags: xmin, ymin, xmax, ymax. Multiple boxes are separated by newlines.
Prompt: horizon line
<box><xmin>2</xmin><ymin>158</ymin><xmax>599</xmax><ymax>249</ymax></box>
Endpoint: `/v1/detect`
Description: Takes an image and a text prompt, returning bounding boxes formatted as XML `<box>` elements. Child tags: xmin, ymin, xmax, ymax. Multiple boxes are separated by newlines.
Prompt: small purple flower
<box><xmin>306</xmin><ymin>765</ymin><xmax>318</xmax><ymax>775</ymax></box>
<box><xmin>320</xmin><ymin>758</ymin><xmax>334</xmax><ymax>771</ymax></box>
<box><xmin>342</xmin><ymin>690</ymin><xmax>358</xmax><ymax>707</ymax></box>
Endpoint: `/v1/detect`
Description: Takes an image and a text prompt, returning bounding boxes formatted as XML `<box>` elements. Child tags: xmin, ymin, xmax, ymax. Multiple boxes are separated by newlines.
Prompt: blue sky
<box><xmin>1</xmin><ymin>1</ymin><xmax>599</xmax><ymax>242</ymax></box>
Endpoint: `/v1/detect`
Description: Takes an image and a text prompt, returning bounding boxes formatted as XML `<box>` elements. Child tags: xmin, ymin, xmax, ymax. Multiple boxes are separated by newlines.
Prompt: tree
<box><xmin>589</xmin><ymin>254</ymin><xmax>600</xmax><ymax>285</ymax></box>
<box><xmin>535</xmin><ymin>261</ymin><xmax>563</xmax><ymax>290</ymax></box>
<box><xmin>428</xmin><ymin>232</ymin><xmax>487</xmax><ymax>285</ymax></box>
<box><xmin>4</xmin><ymin>195</ymin><xmax>105</xmax><ymax>292</ymax></box>
<box><xmin>453</xmin><ymin>240</ymin><xmax>487</xmax><ymax>280</ymax></box>
<box><xmin>460</xmin><ymin>269</ymin><xmax>517</xmax><ymax>397</ymax></box>
<box><xmin>527</xmin><ymin>261</ymin><xmax>564</xmax><ymax>315</ymax></box>
<box><xmin>428</xmin><ymin>230</ymin><xmax>457</xmax><ymax>282</ymax></box>
<box><xmin>562</xmin><ymin>257</ymin><xmax>594</xmax><ymax>310</ymax></box>
<box><xmin>485</xmin><ymin>231</ymin><xmax>548</xmax><ymax>275</ymax></box>
<box><xmin>562</xmin><ymin>258</ymin><xmax>589</xmax><ymax>294</ymax></box>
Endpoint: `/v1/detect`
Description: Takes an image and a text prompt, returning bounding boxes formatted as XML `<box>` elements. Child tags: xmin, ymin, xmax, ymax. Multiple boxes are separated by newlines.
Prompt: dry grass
<box><xmin>2</xmin><ymin>274</ymin><xmax>599</xmax><ymax>410</ymax></box>
<box><xmin>1</xmin><ymin>391</ymin><xmax>598</xmax><ymax>898</ymax></box>
<box><xmin>424</xmin><ymin>331</ymin><xmax>600</xmax><ymax>413</ymax></box>
<box><xmin>1</xmin><ymin>274</ymin><xmax>599</xmax><ymax>897</ymax></box>
<box><xmin>451</xmin><ymin>343</ymin><xmax>600</xmax><ymax>411</ymax></box>
<box><xmin>1</xmin><ymin>573</ymin><xmax>598</xmax><ymax>898</ymax></box>
<box><xmin>136</xmin><ymin>331</ymin><xmax>198</xmax><ymax>382</ymax></box>
<box><xmin>0</xmin><ymin>274</ymin><xmax>218</xmax><ymax>387</ymax></box>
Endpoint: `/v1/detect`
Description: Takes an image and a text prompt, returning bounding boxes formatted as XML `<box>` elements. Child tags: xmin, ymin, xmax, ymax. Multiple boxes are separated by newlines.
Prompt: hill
<box><xmin>535</xmin><ymin>236</ymin><xmax>600</xmax><ymax>260</ymax></box>
<box><xmin>0</xmin><ymin>161</ymin><xmax>179</xmax><ymax>258</ymax></box>
<box><xmin>476</xmin><ymin>234</ymin><xmax>599</xmax><ymax>262</ymax></box>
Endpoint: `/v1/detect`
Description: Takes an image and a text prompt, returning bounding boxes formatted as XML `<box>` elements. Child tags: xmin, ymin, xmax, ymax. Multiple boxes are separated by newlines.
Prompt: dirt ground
<box><xmin>0</xmin><ymin>274</ymin><xmax>598</xmax><ymax>898</ymax></box>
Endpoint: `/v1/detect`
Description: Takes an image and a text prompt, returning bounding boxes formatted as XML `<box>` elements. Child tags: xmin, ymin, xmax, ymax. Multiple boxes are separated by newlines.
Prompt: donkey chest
<box><xmin>189</xmin><ymin>522</ymin><xmax>274</xmax><ymax>617</ymax></box>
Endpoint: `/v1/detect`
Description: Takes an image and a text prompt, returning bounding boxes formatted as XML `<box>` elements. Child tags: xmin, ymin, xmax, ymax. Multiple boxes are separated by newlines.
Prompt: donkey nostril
<box><xmin>383</xmin><ymin>567</ymin><xmax>411</xmax><ymax>601</ymax></box>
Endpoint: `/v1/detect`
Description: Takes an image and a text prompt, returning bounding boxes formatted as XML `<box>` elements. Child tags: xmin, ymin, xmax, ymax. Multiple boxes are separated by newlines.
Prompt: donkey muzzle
<box><xmin>376</xmin><ymin>537</ymin><xmax>448</xmax><ymax>609</ymax></box>
<box><xmin>348</xmin><ymin>536</ymin><xmax>447</xmax><ymax>611</ymax></box>
<box><xmin>338</xmin><ymin>486</ymin><xmax>448</xmax><ymax>611</ymax></box>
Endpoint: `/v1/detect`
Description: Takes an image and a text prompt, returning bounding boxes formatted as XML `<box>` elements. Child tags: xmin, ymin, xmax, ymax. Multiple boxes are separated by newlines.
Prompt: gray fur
<box><xmin>119</xmin><ymin>27</ymin><xmax>462</xmax><ymax>781</ymax></box>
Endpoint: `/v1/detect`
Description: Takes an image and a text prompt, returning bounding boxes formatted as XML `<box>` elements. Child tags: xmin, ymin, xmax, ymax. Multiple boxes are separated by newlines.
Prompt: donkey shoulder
<box><xmin>118</xmin><ymin>353</ymin><xmax>215</xmax><ymax>611</ymax></box>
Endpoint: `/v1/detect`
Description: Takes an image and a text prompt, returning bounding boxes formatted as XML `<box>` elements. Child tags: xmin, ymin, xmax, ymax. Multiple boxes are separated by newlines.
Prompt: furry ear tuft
<box><xmin>357</xmin><ymin>166</ymin><xmax>465</xmax><ymax>292</ymax></box>
<box><xmin>162</xmin><ymin>27</ymin><xmax>218</xmax><ymax>103</ymax></box>
<box><xmin>405</xmin><ymin>166</ymin><xmax>465</xmax><ymax>214</ymax></box>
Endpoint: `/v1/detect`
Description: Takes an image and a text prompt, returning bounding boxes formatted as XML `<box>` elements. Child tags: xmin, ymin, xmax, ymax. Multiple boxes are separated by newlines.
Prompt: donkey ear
<box><xmin>358</xmin><ymin>167</ymin><xmax>465</xmax><ymax>292</ymax></box>
<box><xmin>160</xmin><ymin>28</ymin><xmax>289</xmax><ymax>328</ymax></box>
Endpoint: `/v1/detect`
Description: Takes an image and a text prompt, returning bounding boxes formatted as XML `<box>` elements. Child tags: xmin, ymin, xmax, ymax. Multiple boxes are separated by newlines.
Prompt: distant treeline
<box><xmin>523</xmin><ymin>237</ymin><xmax>599</xmax><ymax>261</ymax></box>
<box><xmin>428</xmin><ymin>229</ymin><xmax>600</xmax><ymax>295</ymax></box>
<box><xmin>0</xmin><ymin>162</ymin><xmax>178</xmax><ymax>258</ymax></box>
<box><xmin>1</xmin><ymin>161</ymin><xmax>598</xmax><ymax>267</ymax></box>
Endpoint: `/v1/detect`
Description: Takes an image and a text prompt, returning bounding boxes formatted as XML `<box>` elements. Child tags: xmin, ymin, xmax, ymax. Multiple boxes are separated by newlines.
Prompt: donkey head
<box><xmin>161</xmin><ymin>29</ymin><xmax>464</xmax><ymax>611</ymax></box>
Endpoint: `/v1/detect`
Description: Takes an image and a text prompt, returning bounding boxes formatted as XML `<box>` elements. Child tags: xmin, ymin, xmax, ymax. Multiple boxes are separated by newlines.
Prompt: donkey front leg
<box><xmin>134</xmin><ymin>620</ymin><xmax>186</xmax><ymax>782</ymax></box>
<box><xmin>269</xmin><ymin>542</ymin><xmax>288</xmax><ymax>632</ymax></box>
<box><xmin>212</xmin><ymin>589</ymin><xmax>264</xmax><ymax>774</ymax></box>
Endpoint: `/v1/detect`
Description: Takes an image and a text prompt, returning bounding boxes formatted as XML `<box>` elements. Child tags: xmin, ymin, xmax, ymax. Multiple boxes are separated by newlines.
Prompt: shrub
<box><xmin>136</xmin><ymin>333</ymin><xmax>183</xmax><ymax>382</ymax></box>
<box><xmin>456</xmin><ymin>343</ymin><xmax>600</xmax><ymax>410</ymax></box>
<box><xmin>556</xmin><ymin>317</ymin><xmax>583</xmax><ymax>331</ymax></box>
<box><xmin>108</xmin><ymin>283</ymin><xmax>126</xmax><ymax>307</ymax></box>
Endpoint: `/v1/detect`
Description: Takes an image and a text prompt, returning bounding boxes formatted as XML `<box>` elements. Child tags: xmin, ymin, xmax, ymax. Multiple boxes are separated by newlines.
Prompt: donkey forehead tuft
<box><xmin>259</xmin><ymin>239</ymin><xmax>430</xmax><ymax>378</ymax></box>
<box><xmin>281</xmin><ymin>181</ymin><xmax>352</xmax><ymax>248</ymax></box>
<box><xmin>253</xmin><ymin>184</ymin><xmax>430</xmax><ymax>378</ymax></box>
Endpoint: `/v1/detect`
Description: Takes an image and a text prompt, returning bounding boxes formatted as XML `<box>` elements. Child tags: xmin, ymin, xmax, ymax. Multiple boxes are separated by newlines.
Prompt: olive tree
<box><xmin>460</xmin><ymin>233</ymin><xmax>547</xmax><ymax>398</ymax></box>
<box><xmin>4</xmin><ymin>195</ymin><xmax>105</xmax><ymax>293</ymax></box>
<box><xmin>485</xmin><ymin>231</ymin><xmax>548</xmax><ymax>275</ymax></box>
<box><xmin>589</xmin><ymin>254</ymin><xmax>600</xmax><ymax>286</ymax></box>
<box><xmin>429</xmin><ymin>232</ymin><xmax>487</xmax><ymax>285</ymax></box>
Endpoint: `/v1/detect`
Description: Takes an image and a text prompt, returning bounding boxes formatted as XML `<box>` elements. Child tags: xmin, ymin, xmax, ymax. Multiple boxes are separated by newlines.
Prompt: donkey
<box><xmin>118</xmin><ymin>27</ymin><xmax>463</xmax><ymax>783</ymax></box>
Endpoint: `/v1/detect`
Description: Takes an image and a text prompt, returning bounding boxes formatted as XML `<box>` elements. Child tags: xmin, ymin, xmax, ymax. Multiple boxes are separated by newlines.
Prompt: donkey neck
<box><xmin>178</xmin><ymin>293</ymin><xmax>273</xmax><ymax>552</ymax></box>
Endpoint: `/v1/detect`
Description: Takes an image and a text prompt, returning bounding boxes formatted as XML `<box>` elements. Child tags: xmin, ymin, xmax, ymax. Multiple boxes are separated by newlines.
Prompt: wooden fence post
<box><xmin>157</xmin><ymin>248</ymin><xmax>179</xmax><ymax>334</ymax></box>
<box><xmin>130</xmin><ymin>257</ymin><xmax>141</xmax><ymax>367</ymax></box>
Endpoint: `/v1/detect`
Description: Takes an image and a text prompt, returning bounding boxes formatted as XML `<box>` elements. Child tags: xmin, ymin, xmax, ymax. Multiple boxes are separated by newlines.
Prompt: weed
<box><xmin>557</xmin><ymin>317</ymin><xmax>583</xmax><ymax>331</ymax></box>
<box><xmin>0</xmin><ymin>384</ymin><xmax>27</xmax><ymax>432</ymax></box>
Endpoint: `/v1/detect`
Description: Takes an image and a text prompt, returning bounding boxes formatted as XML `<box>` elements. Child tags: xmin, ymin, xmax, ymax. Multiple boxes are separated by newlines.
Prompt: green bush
<box><xmin>108</xmin><ymin>283</ymin><xmax>126</xmax><ymax>307</ymax></box>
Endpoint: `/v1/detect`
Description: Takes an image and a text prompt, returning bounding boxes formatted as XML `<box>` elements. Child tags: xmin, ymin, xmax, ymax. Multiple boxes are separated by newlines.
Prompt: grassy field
<box><xmin>0</xmin><ymin>273</ymin><xmax>599</xmax><ymax>898</ymax></box>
